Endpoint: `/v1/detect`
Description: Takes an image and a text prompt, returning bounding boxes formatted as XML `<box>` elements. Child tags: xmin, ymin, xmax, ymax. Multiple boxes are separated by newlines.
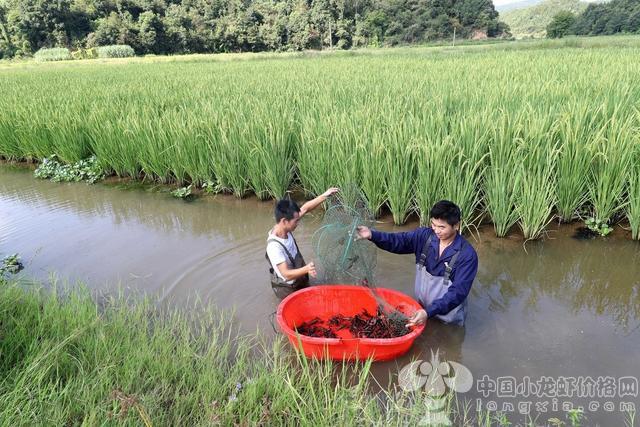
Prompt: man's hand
<box><xmin>321</xmin><ymin>187</ymin><xmax>339</xmax><ymax>198</ymax></box>
<box><xmin>355</xmin><ymin>226</ymin><xmax>372</xmax><ymax>241</ymax></box>
<box><xmin>406</xmin><ymin>309</ymin><xmax>427</xmax><ymax>328</ymax></box>
<box><xmin>306</xmin><ymin>262</ymin><xmax>317</xmax><ymax>278</ymax></box>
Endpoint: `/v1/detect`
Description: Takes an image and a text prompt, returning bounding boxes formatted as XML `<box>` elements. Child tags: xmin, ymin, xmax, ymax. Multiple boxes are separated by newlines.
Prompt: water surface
<box><xmin>1</xmin><ymin>165</ymin><xmax>638</xmax><ymax>425</ymax></box>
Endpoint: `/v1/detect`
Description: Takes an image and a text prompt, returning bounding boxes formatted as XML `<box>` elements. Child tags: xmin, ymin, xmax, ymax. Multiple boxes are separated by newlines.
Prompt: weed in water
<box><xmin>171</xmin><ymin>184</ymin><xmax>194</xmax><ymax>200</ymax></box>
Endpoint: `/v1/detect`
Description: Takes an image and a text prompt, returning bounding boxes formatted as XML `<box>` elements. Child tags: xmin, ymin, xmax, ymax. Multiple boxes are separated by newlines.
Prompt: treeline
<box><xmin>0</xmin><ymin>0</ymin><xmax>508</xmax><ymax>59</ymax></box>
<box><xmin>573</xmin><ymin>0</ymin><xmax>640</xmax><ymax>35</ymax></box>
<box><xmin>547</xmin><ymin>0</ymin><xmax>640</xmax><ymax>38</ymax></box>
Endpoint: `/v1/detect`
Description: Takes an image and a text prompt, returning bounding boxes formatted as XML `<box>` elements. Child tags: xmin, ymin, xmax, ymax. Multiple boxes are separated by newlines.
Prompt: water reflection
<box><xmin>474</xmin><ymin>238</ymin><xmax>640</xmax><ymax>331</ymax></box>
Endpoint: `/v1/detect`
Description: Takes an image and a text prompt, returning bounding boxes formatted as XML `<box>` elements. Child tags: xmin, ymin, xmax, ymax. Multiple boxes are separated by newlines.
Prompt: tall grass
<box><xmin>1</xmin><ymin>42</ymin><xmax>640</xmax><ymax>238</ymax></box>
<box><xmin>0</xmin><ymin>280</ymin><xmax>463</xmax><ymax>425</ymax></box>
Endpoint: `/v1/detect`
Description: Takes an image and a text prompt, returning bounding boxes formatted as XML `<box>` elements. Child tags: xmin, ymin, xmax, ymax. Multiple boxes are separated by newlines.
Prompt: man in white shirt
<box><xmin>266</xmin><ymin>187</ymin><xmax>338</xmax><ymax>298</ymax></box>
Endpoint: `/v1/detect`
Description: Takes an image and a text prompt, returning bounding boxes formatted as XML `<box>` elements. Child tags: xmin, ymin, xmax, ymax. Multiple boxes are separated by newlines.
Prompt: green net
<box><xmin>311</xmin><ymin>185</ymin><xmax>412</xmax><ymax>329</ymax></box>
<box><xmin>312</xmin><ymin>185</ymin><xmax>377</xmax><ymax>285</ymax></box>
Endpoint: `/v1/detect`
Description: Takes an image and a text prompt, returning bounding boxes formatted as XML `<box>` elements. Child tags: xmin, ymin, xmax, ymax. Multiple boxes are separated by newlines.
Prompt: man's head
<box><xmin>429</xmin><ymin>200</ymin><xmax>461</xmax><ymax>241</ymax></box>
<box><xmin>275</xmin><ymin>199</ymin><xmax>301</xmax><ymax>232</ymax></box>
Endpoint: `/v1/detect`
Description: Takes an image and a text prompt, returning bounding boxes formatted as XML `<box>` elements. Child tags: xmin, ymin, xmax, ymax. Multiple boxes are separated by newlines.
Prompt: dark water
<box><xmin>1</xmin><ymin>165</ymin><xmax>639</xmax><ymax>425</ymax></box>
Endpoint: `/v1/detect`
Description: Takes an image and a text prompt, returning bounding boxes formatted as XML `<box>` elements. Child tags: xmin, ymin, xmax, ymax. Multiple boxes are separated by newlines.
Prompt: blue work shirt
<box><xmin>370</xmin><ymin>227</ymin><xmax>478</xmax><ymax>318</ymax></box>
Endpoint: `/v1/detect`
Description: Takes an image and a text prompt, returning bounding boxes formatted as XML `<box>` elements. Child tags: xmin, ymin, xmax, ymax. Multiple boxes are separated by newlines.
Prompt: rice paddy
<box><xmin>1</xmin><ymin>37</ymin><xmax>639</xmax><ymax>239</ymax></box>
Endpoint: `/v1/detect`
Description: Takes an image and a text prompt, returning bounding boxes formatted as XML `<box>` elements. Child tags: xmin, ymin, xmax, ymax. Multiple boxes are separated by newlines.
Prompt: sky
<box><xmin>493</xmin><ymin>0</ymin><xmax>524</xmax><ymax>5</ymax></box>
<box><xmin>494</xmin><ymin>0</ymin><xmax>599</xmax><ymax>4</ymax></box>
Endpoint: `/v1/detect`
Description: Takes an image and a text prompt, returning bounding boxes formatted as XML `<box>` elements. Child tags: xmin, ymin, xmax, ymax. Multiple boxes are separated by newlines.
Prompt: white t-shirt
<box><xmin>266</xmin><ymin>230</ymin><xmax>298</xmax><ymax>284</ymax></box>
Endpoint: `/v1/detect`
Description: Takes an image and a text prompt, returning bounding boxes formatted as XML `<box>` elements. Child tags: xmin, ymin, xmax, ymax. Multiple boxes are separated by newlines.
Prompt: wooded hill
<box><xmin>0</xmin><ymin>0</ymin><xmax>509</xmax><ymax>59</ymax></box>
<box><xmin>501</xmin><ymin>0</ymin><xmax>587</xmax><ymax>38</ymax></box>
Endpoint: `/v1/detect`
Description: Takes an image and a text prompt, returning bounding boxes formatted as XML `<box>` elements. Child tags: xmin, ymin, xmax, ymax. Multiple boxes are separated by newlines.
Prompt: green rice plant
<box><xmin>626</xmin><ymin>145</ymin><xmax>640</xmax><ymax>240</ymax></box>
<box><xmin>2</xmin><ymin>43</ymin><xmax>640</xmax><ymax>240</ymax></box>
<box><xmin>208</xmin><ymin>116</ymin><xmax>251</xmax><ymax>197</ymax></box>
<box><xmin>297</xmin><ymin>112</ymin><xmax>357</xmax><ymax>198</ymax></box>
<box><xmin>555</xmin><ymin>108</ymin><xmax>596</xmax><ymax>222</ymax></box>
<box><xmin>414</xmin><ymin>138</ymin><xmax>448</xmax><ymax>226</ymax></box>
<box><xmin>412</xmin><ymin>111</ymin><xmax>448</xmax><ymax>226</ymax></box>
<box><xmin>384</xmin><ymin>124</ymin><xmax>416</xmax><ymax>225</ymax></box>
<box><xmin>0</xmin><ymin>111</ymin><xmax>22</xmax><ymax>160</ymax></box>
<box><xmin>588</xmin><ymin>116</ymin><xmax>635</xmax><ymax>226</ymax></box>
<box><xmin>515</xmin><ymin>137</ymin><xmax>558</xmax><ymax>240</ymax></box>
<box><xmin>34</xmin><ymin>47</ymin><xmax>71</xmax><ymax>62</ymax></box>
<box><xmin>246</xmin><ymin>118</ymin><xmax>295</xmax><ymax>200</ymax></box>
<box><xmin>86</xmin><ymin>113</ymin><xmax>142</xmax><ymax>178</ymax></box>
<box><xmin>441</xmin><ymin>117</ymin><xmax>489</xmax><ymax>233</ymax></box>
<box><xmin>131</xmin><ymin>115</ymin><xmax>176</xmax><ymax>184</ymax></box>
<box><xmin>358</xmin><ymin>133</ymin><xmax>386</xmax><ymax>217</ymax></box>
<box><xmin>12</xmin><ymin>105</ymin><xmax>58</xmax><ymax>160</ymax></box>
<box><xmin>484</xmin><ymin>116</ymin><xmax>523</xmax><ymax>237</ymax></box>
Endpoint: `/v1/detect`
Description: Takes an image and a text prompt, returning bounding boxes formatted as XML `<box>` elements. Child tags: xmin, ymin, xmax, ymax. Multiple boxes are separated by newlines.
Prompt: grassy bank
<box><xmin>0</xmin><ymin>279</ymin><xmax>465</xmax><ymax>425</ymax></box>
<box><xmin>1</xmin><ymin>36</ymin><xmax>639</xmax><ymax>238</ymax></box>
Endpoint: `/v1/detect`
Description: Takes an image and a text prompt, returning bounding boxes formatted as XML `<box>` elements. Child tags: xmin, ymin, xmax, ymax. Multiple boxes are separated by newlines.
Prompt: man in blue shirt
<box><xmin>356</xmin><ymin>200</ymin><xmax>478</xmax><ymax>327</ymax></box>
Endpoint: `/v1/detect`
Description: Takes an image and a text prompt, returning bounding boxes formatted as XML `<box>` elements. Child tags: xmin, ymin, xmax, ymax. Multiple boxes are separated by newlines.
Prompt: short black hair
<box><xmin>275</xmin><ymin>199</ymin><xmax>300</xmax><ymax>223</ymax></box>
<box><xmin>430</xmin><ymin>200</ymin><xmax>461</xmax><ymax>226</ymax></box>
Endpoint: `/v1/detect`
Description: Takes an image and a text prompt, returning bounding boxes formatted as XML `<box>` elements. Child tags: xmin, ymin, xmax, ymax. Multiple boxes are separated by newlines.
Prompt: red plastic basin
<box><xmin>276</xmin><ymin>285</ymin><xmax>425</xmax><ymax>361</ymax></box>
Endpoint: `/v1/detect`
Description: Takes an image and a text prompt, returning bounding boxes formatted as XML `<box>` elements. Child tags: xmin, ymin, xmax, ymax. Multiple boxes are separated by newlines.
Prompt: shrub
<box><xmin>96</xmin><ymin>45</ymin><xmax>135</xmax><ymax>58</ymax></box>
<box><xmin>34</xmin><ymin>47</ymin><xmax>71</xmax><ymax>62</ymax></box>
<box><xmin>71</xmin><ymin>48</ymin><xmax>99</xmax><ymax>60</ymax></box>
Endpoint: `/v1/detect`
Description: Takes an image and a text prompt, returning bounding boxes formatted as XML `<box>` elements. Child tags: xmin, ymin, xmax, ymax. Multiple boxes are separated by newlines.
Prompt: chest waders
<box><xmin>415</xmin><ymin>234</ymin><xmax>468</xmax><ymax>326</ymax></box>
<box><xmin>265</xmin><ymin>237</ymin><xmax>309</xmax><ymax>299</ymax></box>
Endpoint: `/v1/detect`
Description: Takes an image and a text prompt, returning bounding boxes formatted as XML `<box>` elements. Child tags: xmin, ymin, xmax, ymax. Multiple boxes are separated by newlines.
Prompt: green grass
<box><xmin>0</xmin><ymin>279</ymin><xmax>467</xmax><ymax>425</ymax></box>
<box><xmin>2</xmin><ymin>36</ymin><xmax>640</xmax><ymax>237</ymax></box>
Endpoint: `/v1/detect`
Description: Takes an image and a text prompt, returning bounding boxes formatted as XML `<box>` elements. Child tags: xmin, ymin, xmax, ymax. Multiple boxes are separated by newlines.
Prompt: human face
<box><xmin>282</xmin><ymin>211</ymin><xmax>301</xmax><ymax>233</ymax></box>
<box><xmin>430</xmin><ymin>218</ymin><xmax>459</xmax><ymax>242</ymax></box>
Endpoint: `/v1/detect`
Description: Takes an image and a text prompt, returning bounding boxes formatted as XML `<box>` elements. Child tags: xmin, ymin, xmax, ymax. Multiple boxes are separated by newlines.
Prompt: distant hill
<box><xmin>496</xmin><ymin>0</ymin><xmax>543</xmax><ymax>13</ymax></box>
<box><xmin>501</xmin><ymin>0</ymin><xmax>590</xmax><ymax>38</ymax></box>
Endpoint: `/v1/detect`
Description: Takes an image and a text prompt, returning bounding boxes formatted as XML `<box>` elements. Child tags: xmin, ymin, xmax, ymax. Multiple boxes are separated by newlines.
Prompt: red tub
<box><xmin>276</xmin><ymin>285</ymin><xmax>425</xmax><ymax>361</ymax></box>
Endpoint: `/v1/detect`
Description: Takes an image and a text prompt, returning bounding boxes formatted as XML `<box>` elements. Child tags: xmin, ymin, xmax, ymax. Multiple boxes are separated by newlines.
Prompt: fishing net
<box><xmin>312</xmin><ymin>185</ymin><xmax>377</xmax><ymax>285</ymax></box>
<box><xmin>309</xmin><ymin>185</ymin><xmax>411</xmax><ymax>338</ymax></box>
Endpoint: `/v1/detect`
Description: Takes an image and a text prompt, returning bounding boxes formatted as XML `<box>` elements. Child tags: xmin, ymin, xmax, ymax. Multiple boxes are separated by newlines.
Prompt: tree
<box><xmin>0</xmin><ymin>0</ymin><xmax>510</xmax><ymax>58</ymax></box>
<box><xmin>0</xmin><ymin>2</ymin><xmax>14</xmax><ymax>57</ymax></box>
<box><xmin>138</xmin><ymin>10</ymin><xmax>165</xmax><ymax>53</ymax></box>
<box><xmin>546</xmin><ymin>11</ymin><xmax>576</xmax><ymax>38</ymax></box>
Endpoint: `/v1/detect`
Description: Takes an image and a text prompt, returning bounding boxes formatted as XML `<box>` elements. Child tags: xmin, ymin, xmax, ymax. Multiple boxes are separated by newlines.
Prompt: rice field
<box><xmin>1</xmin><ymin>37</ymin><xmax>639</xmax><ymax>239</ymax></box>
